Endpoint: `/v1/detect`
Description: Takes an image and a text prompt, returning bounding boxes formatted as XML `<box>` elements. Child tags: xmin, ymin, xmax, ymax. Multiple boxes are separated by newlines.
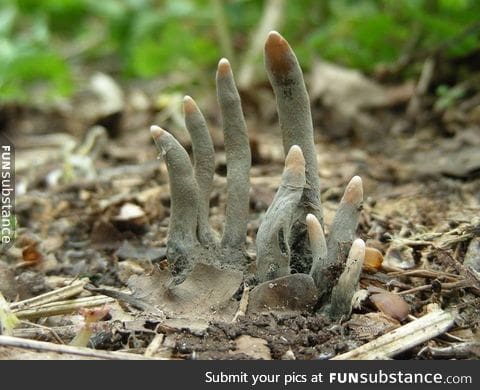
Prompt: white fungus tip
<box><xmin>348</xmin><ymin>238</ymin><xmax>366</xmax><ymax>261</ymax></box>
<box><xmin>341</xmin><ymin>175</ymin><xmax>363</xmax><ymax>205</ymax></box>
<box><xmin>150</xmin><ymin>125</ymin><xmax>165</xmax><ymax>139</ymax></box>
<box><xmin>285</xmin><ymin>145</ymin><xmax>305</xmax><ymax>173</ymax></box>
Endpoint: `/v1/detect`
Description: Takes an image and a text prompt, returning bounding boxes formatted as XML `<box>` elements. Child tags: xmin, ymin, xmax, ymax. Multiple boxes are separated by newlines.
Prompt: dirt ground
<box><xmin>1</xmin><ymin>56</ymin><xmax>480</xmax><ymax>360</ymax></box>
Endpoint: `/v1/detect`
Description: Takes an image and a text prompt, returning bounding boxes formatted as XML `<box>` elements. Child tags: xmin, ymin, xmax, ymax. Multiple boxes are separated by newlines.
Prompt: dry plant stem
<box><xmin>256</xmin><ymin>145</ymin><xmax>306</xmax><ymax>281</ymax></box>
<box><xmin>9</xmin><ymin>279</ymin><xmax>88</xmax><ymax>311</ymax></box>
<box><xmin>328</xmin><ymin>239</ymin><xmax>365</xmax><ymax>320</ymax></box>
<box><xmin>144</xmin><ymin>333</ymin><xmax>165</xmax><ymax>357</ymax></box>
<box><xmin>183</xmin><ymin>96</ymin><xmax>216</xmax><ymax>245</ymax></box>
<box><xmin>264</xmin><ymin>31</ymin><xmax>322</xmax><ymax>225</ymax></box>
<box><xmin>332</xmin><ymin>309</ymin><xmax>456</xmax><ymax>360</ymax></box>
<box><xmin>13</xmin><ymin>296</ymin><xmax>114</xmax><ymax>320</ymax></box>
<box><xmin>421</xmin><ymin>342</ymin><xmax>480</xmax><ymax>359</ymax></box>
<box><xmin>14</xmin><ymin>324</ymin><xmax>78</xmax><ymax>342</ymax></box>
<box><xmin>217</xmin><ymin>58</ymin><xmax>251</xmax><ymax>249</ymax></box>
<box><xmin>0</xmin><ymin>335</ymin><xmax>163</xmax><ymax>360</ymax></box>
<box><xmin>151</xmin><ymin>125</ymin><xmax>200</xmax><ymax>267</ymax></box>
<box><xmin>18</xmin><ymin>320</ymin><xmax>65</xmax><ymax>344</ymax></box>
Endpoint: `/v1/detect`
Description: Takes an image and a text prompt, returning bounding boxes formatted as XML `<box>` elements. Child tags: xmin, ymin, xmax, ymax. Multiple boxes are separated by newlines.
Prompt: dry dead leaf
<box><xmin>22</xmin><ymin>242</ymin><xmax>44</xmax><ymax>265</ymax></box>
<box><xmin>309</xmin><ymin>59</ymin><xmax>413</xmax><ymax>114</ymax></box>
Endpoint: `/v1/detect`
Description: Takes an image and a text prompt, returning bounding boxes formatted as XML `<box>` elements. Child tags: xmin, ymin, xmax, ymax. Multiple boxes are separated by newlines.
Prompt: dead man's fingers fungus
<box><xmin>256</xmin><ymin>145</ymin><xmax>306</xmax><ymax>282</ymax></box>
<box><xmin>149</xmin><ymin>32</ymin><xmax>367</xmax><ymax>322</ymax></box>
<box><xmin>183</xmin><ymin>95</ymin><xmax>216</xmax><ymax>245</ymax></box>
<box><xmin>216</xmin><ymin>58</ymin><xmax>251</xmax><ymax>249</ymax></box>
<box><xmin>328</xmin><ymin>238</ymin><xmax>366</xmax><ymax>320</ymax></box>
<box><xmin>264</xmin><ymin>31</ymin><xmax>322</xmax><ymax>224</ymax></box>
<box><xmin>150</xmin><ymin>125</ymin><xmax>200</xmax><ymax>269</ymax></box>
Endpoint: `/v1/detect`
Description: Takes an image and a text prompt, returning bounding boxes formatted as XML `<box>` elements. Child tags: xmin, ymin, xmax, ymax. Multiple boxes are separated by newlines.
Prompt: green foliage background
<box><xmin>0</xmin><ymin>0</ymin><xmax>479</xmax><ymax>102</ymax></box>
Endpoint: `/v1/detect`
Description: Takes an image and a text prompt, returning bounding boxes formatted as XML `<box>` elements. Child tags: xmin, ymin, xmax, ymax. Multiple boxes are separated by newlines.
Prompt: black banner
<box><xmin>0</xmin><ymin>360</ymin><xmax>477</xmax><ymax>389</ymax></box>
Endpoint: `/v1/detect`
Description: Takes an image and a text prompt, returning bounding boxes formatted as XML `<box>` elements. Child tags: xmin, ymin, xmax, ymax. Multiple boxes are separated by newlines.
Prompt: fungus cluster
<box><xmin>149</xmin><ymin>32</ymin><xmax>365</xmax><ymax>320</ymax></box>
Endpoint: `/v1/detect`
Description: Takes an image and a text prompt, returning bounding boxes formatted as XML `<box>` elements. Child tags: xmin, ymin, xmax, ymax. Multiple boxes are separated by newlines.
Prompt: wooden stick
<box><xmin>14</xmin><ymin>324</ymin><xmax>78</xmax><ymax>342</ymax></box>
<box><xmin>0</xmin><ymin>335</ymin><xmax>164</xmax><ymax>360</ymax></box>
<box><xmin>13</xmin><ymin>296</ymin><xmax>114</xmax><ymax>320</ymax></box>
<box><xmin>9</xmin><ymin>279</ymin><xmax>89</xmax><ymax>310</ymax></box>
<box><xmin>421</xmin><ymin>342</ymin><xmax>480</xmax><ymax>359</ymax></box>
<box><xmin>332</xmin><ymin>309</ymin><xmax>456</xmax><ymax>360</ymax></box>
<box><xmin>144</xmin><ymin>334</ymin><xmax>165</xmax><ymax>357</ymax></box>
<box><xmin>18</xmin><ymin>320</ymin><xmax>65</xmax><ymax>344</ymax></box>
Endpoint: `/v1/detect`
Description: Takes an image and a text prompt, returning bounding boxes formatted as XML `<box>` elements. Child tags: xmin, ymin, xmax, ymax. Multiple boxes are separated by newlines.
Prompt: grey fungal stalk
<box><xmin>150</xmin><ymin>31</ymin><xmax>365</xmax><ymax>320</ymax></box>
<box><xmin>264</xmin><ymin>31</ymin><xmax>322</xmax><ymax>273</ymax></box>
<box><xmin>256</xmin><ymin>145</ymin><xmax>306</xmax><ymax>281</ymax></box>
<box><xmin>150</xmin><ymin>59</ymin><xmax>250</xmax><ymax>272</ymax></box>
<box><xmin>217</xmin><ymin>59</ymin><xmax>251</xmax><ymax>249</ymax></box>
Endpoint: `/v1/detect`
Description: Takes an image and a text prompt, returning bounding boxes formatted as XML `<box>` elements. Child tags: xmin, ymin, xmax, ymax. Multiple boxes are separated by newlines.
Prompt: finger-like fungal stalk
<box><xmin>216</xmin><ymin>58</ymin><xmax>251</xmax><ymax>249</ymax></box>
<box><xmin>328</xmin><ymin>239</ymin><xmax>365</xmax><ymax>321</ymax></box>
<box><xmin>308</xmin><ymin>176</ymin><xmax>363</xmax><ymax>302</ymax></box>
<box><xmin>307</xmin><ymin>213</ymin><xmax>328</xmax><ymax>285</ymax></box>
<box><xmin>264</xmin><ymin>31</ymin><xmax>322</xmax><ymax>271</ymax></box>
<box><xmin>148</xmin><ymin>32</ymin><xmax>368</xmax><ymax>322</ymax></box>
<box><xmin>150</xmin><ymin>125</ymin><xmax>200</xmax><ymax>269</ymax></box>
<box><xmin>326</xmin><ymin>176</ymin><xmax>363</xmax><ymax>265</ymax></box>
<box><xmin>183</xmin><ymin>96</ymin><xmax>216</xmax><ymax>245</ymax></box>
<box><xmin>256</xmin><ymin>145</ymin><xmax>306</xmax><ymax>281</ymax></box>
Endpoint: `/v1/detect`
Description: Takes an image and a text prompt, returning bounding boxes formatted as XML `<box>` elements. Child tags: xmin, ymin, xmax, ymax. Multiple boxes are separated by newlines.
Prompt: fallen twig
<box><xmin>0</xmin><ymin>335</ymin><xmax>165</xmax><ymax>360</ymax></box>
<box><xmin>14</xmin><ymin>324</ymin><xmax>78</xmax><ymax>342</ymax></box>
<box><xmin>13</xmin><ymin>296</ymin><xmax>114</xmax><ymax>320</ymax></box>
<box><xmin>144</xmin><ymin>334</ymin><xmax>165</xmax><ymax>357</ymax></box>
<box><xmin>388</xmin><ymin>269</ymin><xmax>459</xmax><ymax>280</ymax></box>
<box><xmin>332</xmin><ymin>309</ymin><xmax>456</xmax><ymax>360</ymax></box>
<box><xmin>18</xmin><ymin>320</ymin><xmax>65</xmax><ymax>344</ymax></box>
<box><xmin>9</xmin><ymin>279</ymin><xmax>89</xmax><ymax>311</ymax></box>
<box><xmin>418</xmin><ymin>341</ymin><xmax>480</xmax><ymax>359</ymax></box>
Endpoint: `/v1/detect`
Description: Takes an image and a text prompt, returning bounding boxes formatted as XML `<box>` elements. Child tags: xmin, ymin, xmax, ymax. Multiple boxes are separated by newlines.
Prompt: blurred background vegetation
<box><xmin>1</xmin><ymin>0</ymin><xmax>479</xmax><ymax>102</ymax></box>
